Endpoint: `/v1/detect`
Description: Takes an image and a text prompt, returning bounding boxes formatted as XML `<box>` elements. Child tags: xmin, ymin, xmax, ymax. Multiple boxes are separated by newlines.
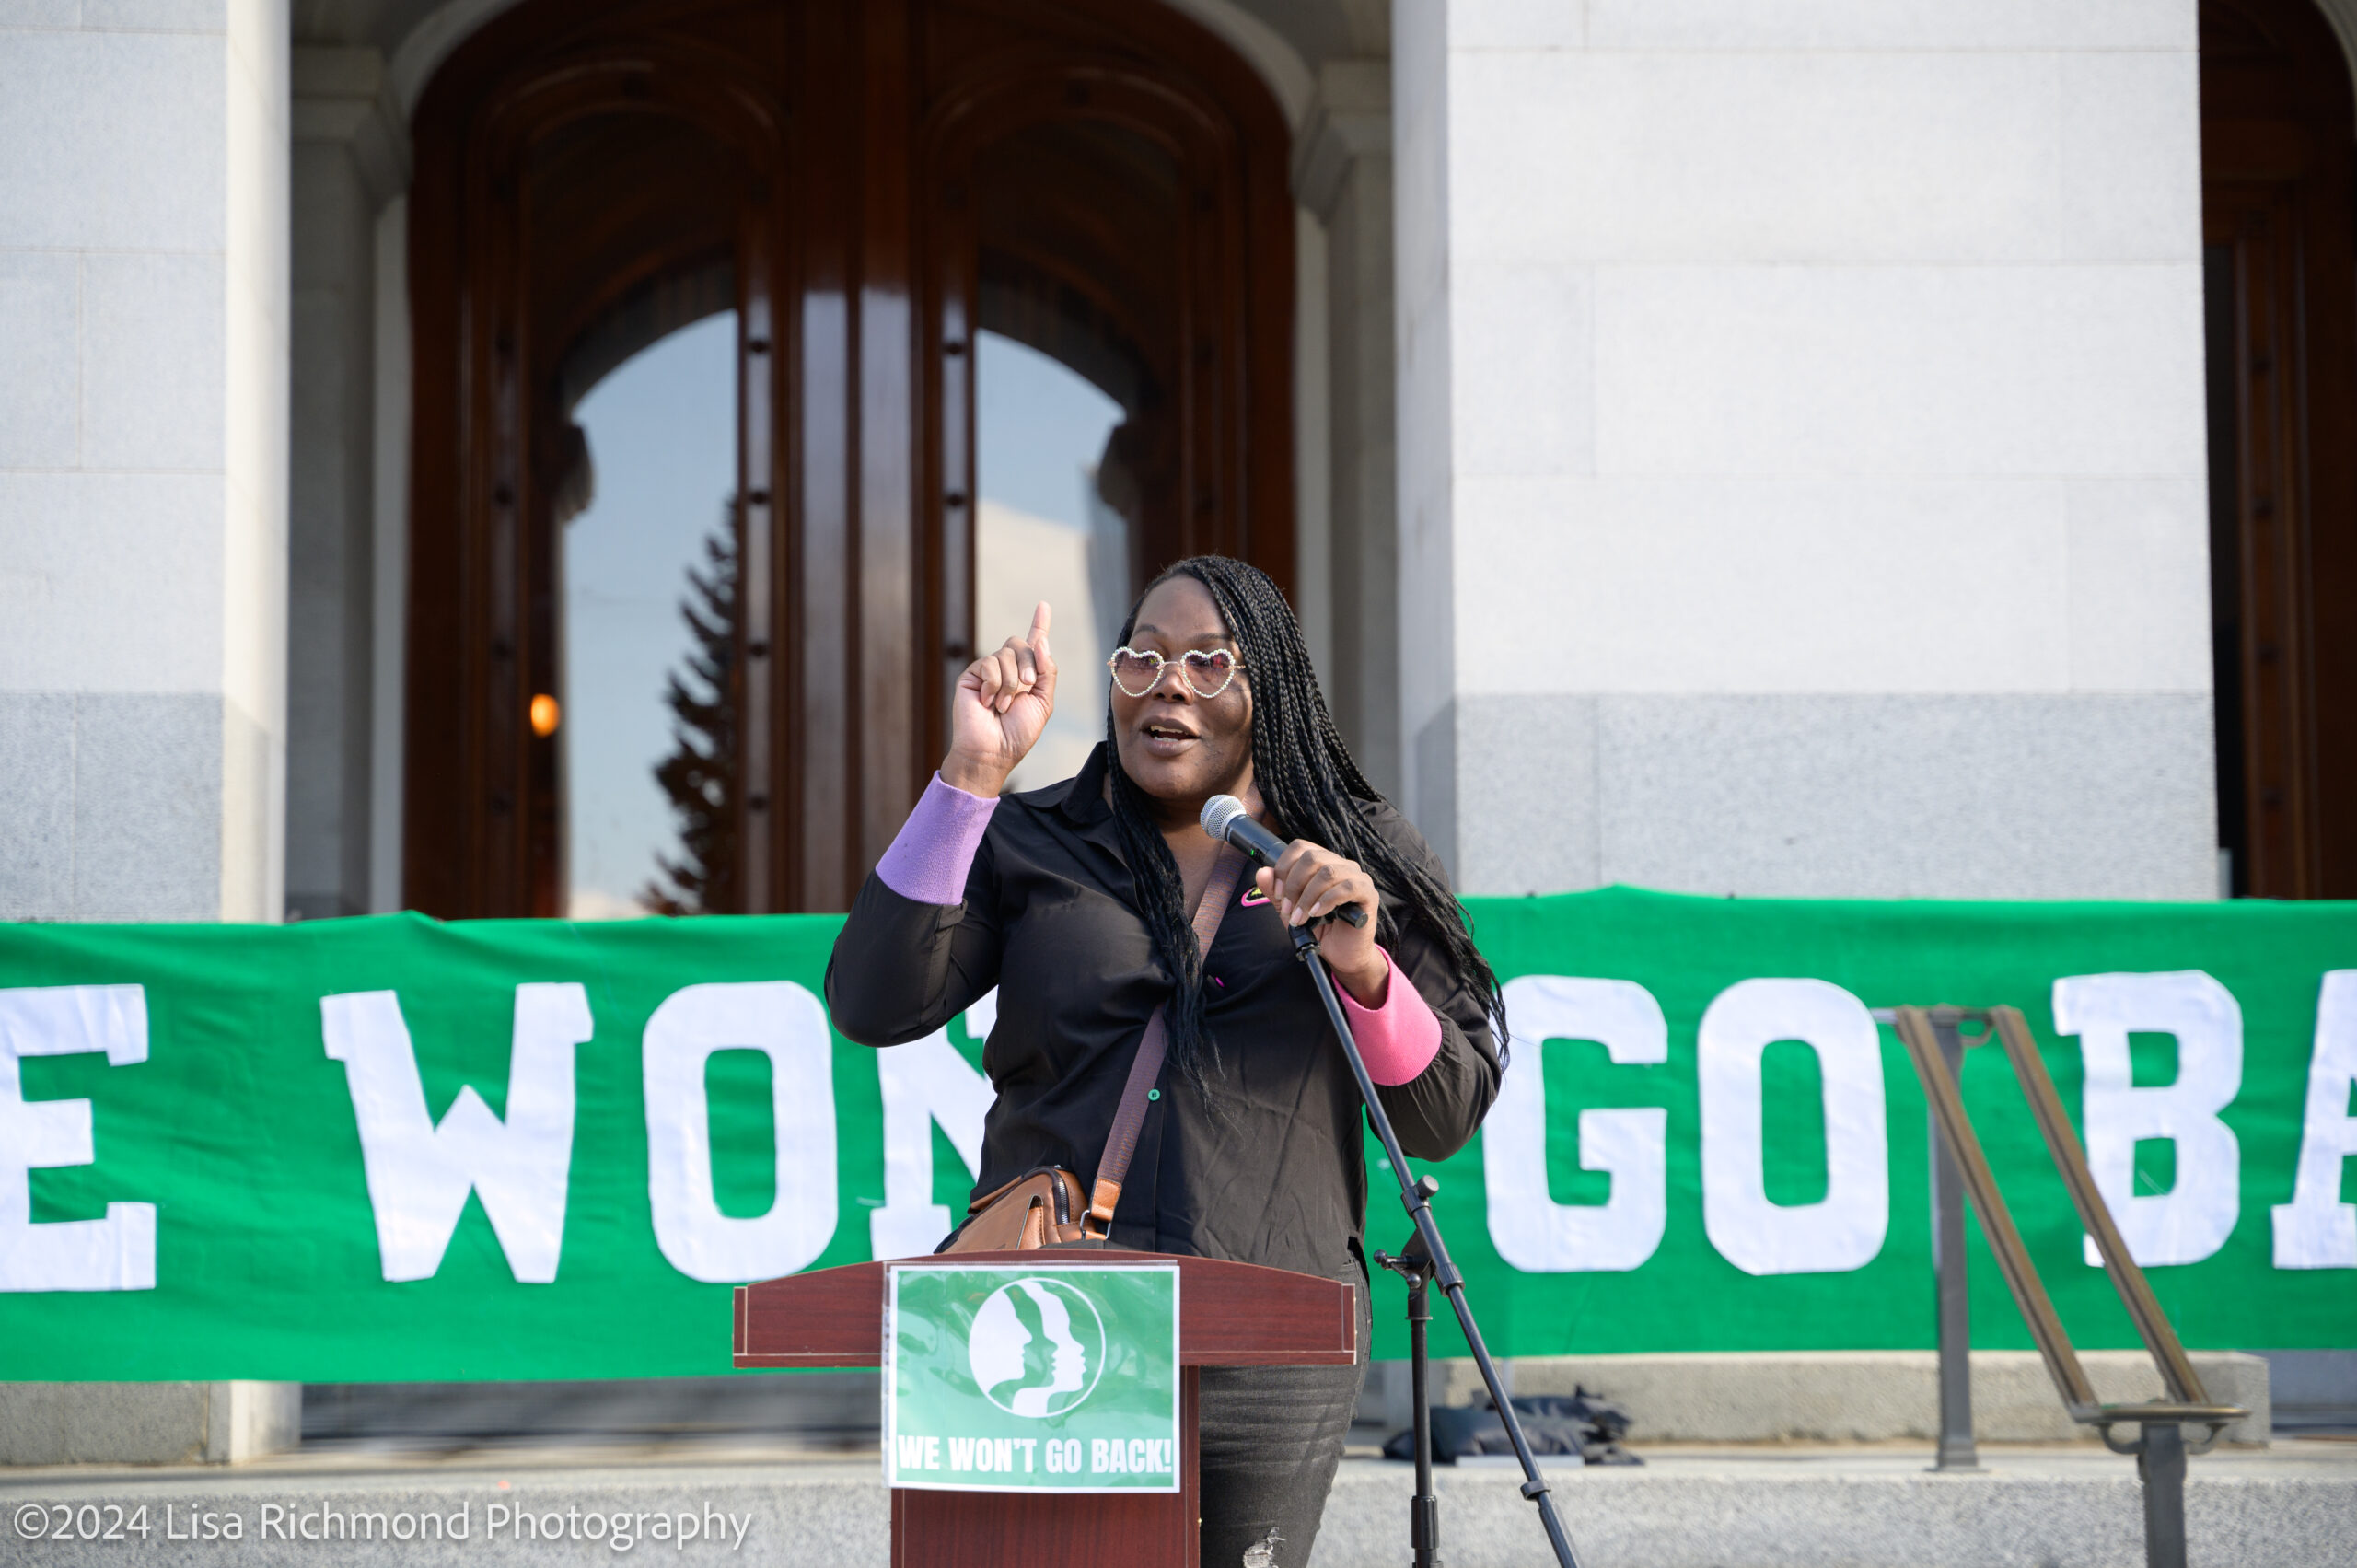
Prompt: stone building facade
<box><xmin>8</xmin><ymin>0</ymin><xmax>2349</xmax><ymax>922</ymax></box>
<box><xmin>6</xmin><ymin>0</ymin><xmax>2357</xmax><ymax>1467</ymax></box>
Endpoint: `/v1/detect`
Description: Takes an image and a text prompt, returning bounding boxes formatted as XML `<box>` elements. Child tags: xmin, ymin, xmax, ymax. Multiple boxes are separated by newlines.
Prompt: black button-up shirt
<box><xmin>825</xmin><ymin>745</ymin><xmax>1502</xmax><ymax>1286</ymax></box>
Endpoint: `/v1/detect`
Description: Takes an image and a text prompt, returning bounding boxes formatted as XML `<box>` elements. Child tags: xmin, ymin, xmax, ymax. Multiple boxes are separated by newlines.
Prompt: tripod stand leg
<box><xmin>1411</xmin><ymin>1269</ymin><xmax>1438</xmax><ymax>1568</ymax></box>
<box><xmin>1380</xmin><ymin>1238</ymin><xmax>1442</xmax><ymax>1568</ymax></box>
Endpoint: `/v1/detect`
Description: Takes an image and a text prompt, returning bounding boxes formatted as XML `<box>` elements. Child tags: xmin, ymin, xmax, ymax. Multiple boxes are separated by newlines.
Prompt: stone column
<box><xmin>286</xmin><ymin>47</ymin><xmax>407</xmax><ymax>920</ymax></box>
<box><xmin>1391</xmin><ymin>2</ymin><xmax>1458</xmax><ymax>866</ymax></box>
<box><xmin>0</xmin><ymin>2</ymin><xmax>290</xmax><ymax>921</ymax></box>
<box><xmin>1392</xmin><ymin>1</ymin><xmax>2215</xmax><ymax>899</ymax></box>
<box><xmin>0</xmin><ymin>0</ymin><xmax>296</xmax><ymax>1463</ymax></box>
<box><xmin>1297</xmin><ymin>60</ymin><xmax>1403</xmax><ymax>799</ymax></box>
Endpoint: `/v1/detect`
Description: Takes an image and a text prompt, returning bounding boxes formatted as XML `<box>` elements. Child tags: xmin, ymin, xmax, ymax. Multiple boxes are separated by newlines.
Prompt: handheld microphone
<box><xmin>1200</xmin><ymin>795</ymin><xmax>1369</xmax><ymax>928</ymax></box>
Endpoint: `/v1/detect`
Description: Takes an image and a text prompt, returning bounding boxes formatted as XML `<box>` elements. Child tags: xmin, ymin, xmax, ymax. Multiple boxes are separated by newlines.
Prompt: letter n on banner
<box><xmin>872</xmin><ymin>990</ymin><xmax>994</xmax><ymax>1260</ymax></box>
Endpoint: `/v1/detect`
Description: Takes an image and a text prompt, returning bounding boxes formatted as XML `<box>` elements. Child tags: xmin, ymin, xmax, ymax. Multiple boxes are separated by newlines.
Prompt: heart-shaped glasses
<box><xmin>1107</xmin><ymin>646</ymin><xmax>1242</xmax><ymax>699</ymax></box>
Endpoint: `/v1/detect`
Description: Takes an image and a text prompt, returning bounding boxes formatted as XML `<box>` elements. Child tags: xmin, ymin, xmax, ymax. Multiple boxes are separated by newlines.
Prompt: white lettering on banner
<box><xmin>1486</xmin><ymin>977</ymin><xmax>1668</xmax><ymax>1272</ymax></box>
<box><xmin>915</xmin><ymin>1434</ymin><xmax>1040</xmax><ymax>1474</ymax></box>
<box><xmin>1081</xmin><ymin>1437</ymin><xmax>1168</xmax><ymax>1473</ymax></box>
<box><xmin>2053</xmin><ymin>971</ymin><xmax>2242</xmax><ymax>1268</ymax></box>
<box><xmin>2271</xmin><ymin>970</ymin><xmax>2357</xmax><ymax>1269</ymax></box>
<box><xmin>871</xmin><ymin>993</ymin><xmax>995</xmax><ymax>1259</ymax></box>
<box><xmin>0</xmin><ymin>984</ymin><xmax>155</xmax><ymax>1291</ymax></box>
<box><xmin>644</xmin><ymin>981</ymin><xmax>838</xmax><ymax>1282</ymax></box>
<box><xmin>321</xmin><ymin>984</ymin><xmax>594</xmax><ymax>1283</ymax></box>
<box><xmin>1699</xmin><ymin>978</ymin><xmax>1888</xmax><ymax>1275</ymax></box>
<box><xmin>1107</xmin><ymin>1439</ymin><xmax>1164</xmax><ymax>1472</ymax></box>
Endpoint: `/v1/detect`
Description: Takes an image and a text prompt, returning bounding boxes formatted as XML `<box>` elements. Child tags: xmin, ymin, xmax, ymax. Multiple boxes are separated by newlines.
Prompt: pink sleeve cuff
<box><xmin>875</xmin><ymin>773</ymin><xmax>998</xmax><ymax>904</ymax></box>
<box><xmin>1338</xmin><ymin>946</ymin><xmax>1445</xmax><ymax>1086</ymax></box>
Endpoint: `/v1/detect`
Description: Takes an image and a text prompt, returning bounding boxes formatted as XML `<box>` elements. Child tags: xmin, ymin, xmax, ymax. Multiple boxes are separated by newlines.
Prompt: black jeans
<box><xmin>1194</xmin><ymin>1274</ymin><xmax>1372</xmax><ymax>1568</ymax></box>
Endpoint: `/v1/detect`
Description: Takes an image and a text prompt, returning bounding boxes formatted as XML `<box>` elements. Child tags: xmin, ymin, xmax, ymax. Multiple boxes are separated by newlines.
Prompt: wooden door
<box><xmin>402</xmin><ymin>0</ymin><xmax>1293</xmax><ymax>916</ymax></box>
<box><xmin>2200</xmin><ymin>0</ymin><xmax>2357</xmax><ymax>898</ymax></box>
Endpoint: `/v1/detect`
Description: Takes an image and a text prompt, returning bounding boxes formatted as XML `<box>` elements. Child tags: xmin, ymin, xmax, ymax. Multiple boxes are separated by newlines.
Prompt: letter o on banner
<box><xmin>1699</xmin><ymin>978</ymin><xmax>1888</xmax><ymax>1275</ymax></box>
<box><xmin>644</xmin><ymin>981</ymin><xmax>838</xmax><ymax>1282</ymax></box>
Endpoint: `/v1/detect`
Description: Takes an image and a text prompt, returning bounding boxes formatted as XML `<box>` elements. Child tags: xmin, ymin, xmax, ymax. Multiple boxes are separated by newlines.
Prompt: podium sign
<box><xmin>742</xmin><ymin>1249</ymin><xmax>1353</xmax><ymax>1567</ymax></box>
<box><xmin>885</xmin><ymin>1262</ymin><xmax>1181</xmax><ymax>1494</ymax></box>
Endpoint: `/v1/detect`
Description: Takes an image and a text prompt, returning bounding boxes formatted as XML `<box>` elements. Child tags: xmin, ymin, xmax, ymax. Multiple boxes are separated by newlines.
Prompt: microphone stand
<box><xmin>1288</xmin><ymin>919</ymin><xmax>1585</xmax><ymax>1568</ymax></box>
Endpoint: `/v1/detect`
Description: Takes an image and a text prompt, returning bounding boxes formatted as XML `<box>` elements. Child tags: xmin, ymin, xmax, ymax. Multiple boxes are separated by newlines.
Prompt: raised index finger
<box><xmin>1028</xmin><ymin>600</ymin><xmax>1052</xmax><ymax>648</ymax></box>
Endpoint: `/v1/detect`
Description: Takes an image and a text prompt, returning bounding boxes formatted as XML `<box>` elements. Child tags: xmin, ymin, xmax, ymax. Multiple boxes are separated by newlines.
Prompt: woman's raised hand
<box><xmin>941</xmin><ymin>602</ymin><xmax>1057</xmax><ymax>797</ymax></box>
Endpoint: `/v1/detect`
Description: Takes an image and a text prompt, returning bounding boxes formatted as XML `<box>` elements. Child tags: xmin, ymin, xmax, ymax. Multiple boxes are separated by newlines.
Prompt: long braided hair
<box><xmin>1103</xmin><ymin>555</ymin><xmax>1509</xmax><ymax>1098</ymax></box>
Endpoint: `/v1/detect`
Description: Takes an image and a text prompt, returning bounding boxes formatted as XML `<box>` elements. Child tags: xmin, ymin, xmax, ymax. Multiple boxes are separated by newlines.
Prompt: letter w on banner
<box><xmin>321</xmin><ymin>985</ymin><xmax>594</xmax><ymax>1283</ymax></box>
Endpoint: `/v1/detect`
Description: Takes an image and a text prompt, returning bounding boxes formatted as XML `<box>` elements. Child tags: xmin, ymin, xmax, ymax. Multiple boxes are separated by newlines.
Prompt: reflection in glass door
<box><xmin>404</xmin><ymin>0</ymin><xmax>1295</xmax><ymax>915</ymax></box>
<box><xmin>975</xmin><ymin>331</ymin><xmax>1128</xmax><ymax>792</ymax></box>
<box><xmin>561</xmin><ymin>312</ymin><xmax>740</xmax><ymax>918</ymax></box>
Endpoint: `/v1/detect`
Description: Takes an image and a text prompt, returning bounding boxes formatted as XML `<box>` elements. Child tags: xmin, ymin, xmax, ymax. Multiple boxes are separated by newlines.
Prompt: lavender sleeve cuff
<box><xmin>874</xmin><ymin>773</ymin><xmax>999</xmax><ymax>904</ymax></box>
<box><xmin>1338</xmin><ymin>945</ymin><xmax>1446</xmax><ymax>1086</ymax></box>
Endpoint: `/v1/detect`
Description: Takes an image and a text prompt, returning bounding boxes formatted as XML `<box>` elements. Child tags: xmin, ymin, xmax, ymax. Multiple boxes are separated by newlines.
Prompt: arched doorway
<box><xmin>2200</xmin><ymin>0</ymin><xmax>2357</xmax><ymax>897</ymax></box>
<box><xmin>401</xmin><ymin>0</ymin><xmax>1295</xmax><ymax>917</ymax></box>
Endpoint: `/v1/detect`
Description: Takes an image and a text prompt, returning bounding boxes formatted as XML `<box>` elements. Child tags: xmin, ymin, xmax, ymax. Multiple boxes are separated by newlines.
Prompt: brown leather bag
<box><xmin>946</xmin><ymin>1167</ymin><xmax>1094</xmax><ymax>1250</ymax></box>
<box><xmin>939</xmin><ymin>843</ymin><xmax>1248</xmax><ymax>1253</ymax></box>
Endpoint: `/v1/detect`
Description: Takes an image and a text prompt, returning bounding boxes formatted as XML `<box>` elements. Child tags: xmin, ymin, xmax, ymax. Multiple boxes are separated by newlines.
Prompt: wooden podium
<box><xmin>736</xmin><ymin>1249</ymin><xmax>1358</xmax><ymax>1567</ymax></box>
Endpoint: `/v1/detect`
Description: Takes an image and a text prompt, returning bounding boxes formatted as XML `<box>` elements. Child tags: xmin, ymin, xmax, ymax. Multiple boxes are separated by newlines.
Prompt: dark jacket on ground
<box><xmin>825</xmin><ymin>743</ymin><xmax>1501</xmax><ymax>1286</ymax></box>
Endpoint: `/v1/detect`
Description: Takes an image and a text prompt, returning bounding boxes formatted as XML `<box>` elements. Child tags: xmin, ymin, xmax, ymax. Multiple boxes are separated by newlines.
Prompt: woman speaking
<box><xmin>827</xmin><ymin>555</ymin><xmax>1505</xmax><ymax>1567</ymax></box>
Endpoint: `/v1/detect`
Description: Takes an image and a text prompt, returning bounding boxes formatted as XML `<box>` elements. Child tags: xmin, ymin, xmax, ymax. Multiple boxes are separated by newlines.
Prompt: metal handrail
<box><xmin>1881</xmin><ymin>1005</ymin><xmax>2247</xmax><ymax>1568</ymax></box>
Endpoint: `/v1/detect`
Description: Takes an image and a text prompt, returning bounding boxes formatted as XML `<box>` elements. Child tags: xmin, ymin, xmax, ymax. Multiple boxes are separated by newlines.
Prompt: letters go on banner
<box><xmin>884</xmin><ymin>1264</ymin><xmax>1180</xmax><ymax>1493</ymax></box>
<box><xmin>0</xmin><ymin>888</ymin><xmax>2351</xmax><ymax>1382</ymax></box>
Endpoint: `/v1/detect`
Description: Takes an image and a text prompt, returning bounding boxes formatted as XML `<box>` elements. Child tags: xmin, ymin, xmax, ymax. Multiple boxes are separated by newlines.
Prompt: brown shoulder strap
<box><xmin>1088</xmin><ymin>842</ymin><xmax>1249</xmax><ymax>1229</ymax></box>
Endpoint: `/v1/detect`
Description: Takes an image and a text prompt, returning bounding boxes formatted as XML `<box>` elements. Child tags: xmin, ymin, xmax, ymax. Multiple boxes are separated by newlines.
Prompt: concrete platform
<box><xmin>1</xmin><ymin>1437</ymin><xmax>2351</xmax><ymax>1567</ymax></box>
<box><xmin>0</xmin><ymin>1353</ymin><xmax>2288</xmax><ymax>1469</ymax></box>
<box><xmin>1322</xmin><ymin>1443</ymin><xmax>2357</xmax><ymax>1568</ymax></box>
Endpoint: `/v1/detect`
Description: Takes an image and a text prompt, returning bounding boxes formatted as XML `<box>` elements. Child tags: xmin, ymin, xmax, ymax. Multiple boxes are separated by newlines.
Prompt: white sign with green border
<box><xmin>884</xmin><ymin>1262</ymin><xmax>1182</xmax><ymax>1493</ymax></box>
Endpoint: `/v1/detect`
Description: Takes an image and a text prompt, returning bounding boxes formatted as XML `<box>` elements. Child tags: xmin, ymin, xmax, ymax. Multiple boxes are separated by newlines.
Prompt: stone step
<box><xmin>1389</xmin><ymin>1350</ymin><xmax>2276</xmax><ymax>1446</ymax></box>
<box><xmin>1</xmin><ymin>1444</ymin><xmax>2351</xmax><ymax>1568</ymax></box>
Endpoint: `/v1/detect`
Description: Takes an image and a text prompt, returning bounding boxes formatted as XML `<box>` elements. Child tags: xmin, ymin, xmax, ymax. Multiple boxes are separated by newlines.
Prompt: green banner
<box><xmin>0</xmin><ymin>887</ymin><xmax>2351</xmax><ymax>1382</ymax></box>
<box><xmin>885</xmin><ymin>1263</ymin><xmax>1180</xmax><ymax>1492</ymax></box>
